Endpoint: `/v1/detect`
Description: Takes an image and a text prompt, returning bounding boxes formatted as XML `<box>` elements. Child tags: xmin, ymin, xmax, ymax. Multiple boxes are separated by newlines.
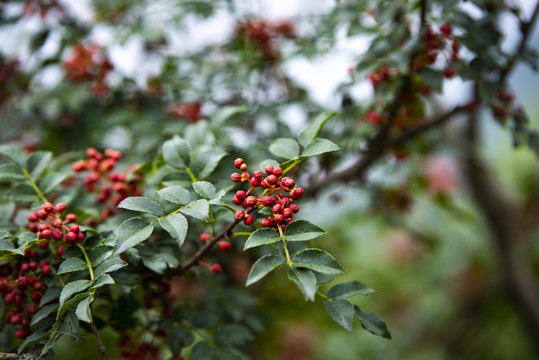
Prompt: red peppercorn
<box><xmin>234</xmin><ymin>158</ymin><xmax>244</xmax><ymax>169</ymax></box>
<box><xmin>261</xmin><ymin>218</ymin><xmax>273</xmax><ymax>228</ymax></box>
<box><xmin>235</xmin><ymin>190</ymin><xmax>247</xmax><ymax>201</ymax></box>
<box><xmin>243</xmin><ymin>214</ymin><xmax>254</xmax><ymax>225</ymax></box>
<box><xmin>244</xmin><ymin>196</ymin><xmax>257</xmax><ymax>207</ymax></box>
<box><xmin>231</xmin><ymin>173</ymin><xmax>241</xmax><ymax>182</ymax></box>
<box><xmin>261</xmin><ymin>195</ymin><xmax>276</xmax><ymax>207</ymax></box>
<box><xmin>219</xmin><ymin>241</ymin><xmax>231</xmax><ymax>252</ymax></box>
<box><xmin>200</xmin><ymin>232</ymin><xmax>210</xmax><ymax>243</ymax></box>
<box><xmin>289</xmin><ymin>203</ymin><xmax>300</xmax><ymax>213</ymax></box>
<box><xmin>234</xmin><ymin>210</ymin><xmax>245</xmax><ymax>220</ymax></box>
<box><xmin>272</xmin><ymin>167</ymin><xmax>283</xmax><ymax>177</ymax></box>
<box><xmin>265</xmin><ymin>165</ymin><xmax>274</xmax><ymax>175</ymax></box>
<box><xmin>211</xmin><ymin>264</ymin><xmax>222</xmax><ymax>274</ymax></box>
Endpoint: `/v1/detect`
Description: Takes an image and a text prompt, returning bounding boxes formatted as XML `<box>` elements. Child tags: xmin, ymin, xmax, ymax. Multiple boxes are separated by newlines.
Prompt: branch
<box><xmin>90</xmin><ymin>322</ymin><xmax>106</xmax><ymax>356</ymax></box>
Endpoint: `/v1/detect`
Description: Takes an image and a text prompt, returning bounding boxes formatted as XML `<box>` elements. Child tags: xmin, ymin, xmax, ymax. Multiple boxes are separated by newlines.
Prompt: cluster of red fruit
<box><xmin>231</xmin><ymin>158</ymin><xmax>303</xmax><ymax>232</ymax></box>
<box><xmin>0</xmin><ymin>259</ymin><xmax>51</xmax><ymax>339</ymax></box>
<box><xmin>62</xmin><ymin>42</ymin><xmax>113</xmax><ymax>97</ymax></box>
<box><xmin>72</xmin><ymin>148</ymin><xmax>143</xmax><ymax>221</ymax></box>
<box><xmin>167</xmin><ymin>101</ymin><xmax>203</xmax><ymax>123</ymax></box>
<box><xmin>415</xmin><ymin>22</ymin><xmax>460</xmax><ymax>78</ymax></box>
<box><xmin>27</xmin><ymin>202</ymin><xmax>84</xmax><ymax>256</ymax></box>
<box><xmin>118</xmin><ymin>334</ymin><xmax>160</xmax><ymax>360</ymax></box>
<box><xmin>491</xmin><ymin>89</ymin><xmax>516</xmax><ymax>122</ymax></box>
<box><xmin>238</xmin><ymin>18</ymin><xmax>296</xmax><ymax>60</ymax></box>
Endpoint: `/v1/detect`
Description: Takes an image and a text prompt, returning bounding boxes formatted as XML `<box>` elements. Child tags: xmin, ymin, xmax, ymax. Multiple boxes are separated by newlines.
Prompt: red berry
<box><xmin>366</xmin><ymin>111</ymin><xmax>381</xmax><ymax>124</ymax></box>
<box><xmin>38</xmin><ymin>241</ymin><xmax>49</xmax><ymax>249</ymax></box>
<box><xmin>250</xmin><ymin>177</ymin><xmax>260</xmax><ymax>187</ymax></box>
<box><xmin>219</xmin><ymin>241</ymin><xmax>231</xmax><ymax>252</ymax></box>
<box><xmin>234</xmin><ymin>158</ymin><xmax>244</xmax><ymax>169</ymax></box>
<box><xmin>443</xmin><ymin>67</ymin><xmax>457</xmax><ymax>78</ymax></box>
<box><xmin>29</xmin><ymin>262</ymin><xmax>38</xmax><ymax>271</ymax></box>
<box><xmin>40</xmin><ymin>203</ymin><xmax>54</xmax><ymax>213</ymax></box>
<box><xmin>56</xmin><ymin>246</ymin><xmax>65</xmax><ymax>257</ymax></box>
<box><xmin>37</xmin><ymin>210</ymin><xmax>48</xmax><ymax>220</ymax></box>
<box><xmin>199</xmin><ymin>233</ymin><xmax>210</xmax><ymax>243</ymax></box>
<box><xmin>240</xmin><ymin>164</ymin><xmax>247</xmax><ymax>171</ymax></box>
<box><xmin>261</xmin><ymin>218</ymin><xmax>273</xmax><ymax>228</ymax></box>
<box><xmin>440</xmin><ymin>22</ymin><xmax>452</xmax><ymax>36</ymax></box>
<box><xmin>266</xmin><ymin>175</ymin><xmax>278</xmax><ymax>185</ymax></box>
<box><xmin>41</xmin><ymin>229</ymin><xmax>52</xmax><ymax>239</ymax></box>
<box><xmin>65</xmin><ymin>214</ymin><xmax>77</xmax><ymax>223</ymax></box>
<box><xmin>234</xmin><ymin>210</ymin><xmax>245</xmax><ymax>220</ymax></box>
<box><xmin>261</xmin><ymin>195</ymin><xmax>276</xmax><ymax>207</ymax></box>
<box><xmin>39</xmin><ymin>259</ymin><xmax>49</xmax><ymax>267</ymax></box>
<box><xmin>265</xmin><ymin>165</ymin><xmax>274</xmax><ymax>175</ymax></box>
<box><xmin>20</xmin><ymin>264</ymin><xmax>29</xmax><ymax>273</ymax></box>
<box><xmin>65</xmin><ymin>232</ymin><xmax>77</xmax><ymax>244</ymax></box>
<box><xmin>27</xmin><ymin>212</ymin><xmax>38</xmax><ymax>222</ymax></box>
<box><xmin>33</xmin><ymin>282</ymin><xmax>43</xmax><ymax>291</ymax></box>
<box><xmin>211</xmin><ymin>264</ymin><xmax>222</xmax><ymax>274</ymax></box>
<box><xmin>281</xmin><ymin>177</ymin><xmax>295</xmax><ymax>188</ymax></box>
<box><xmin>243</xmin><ymin>214</ymin><xmax>254</xmax><ymax>225</ymax></box>
<box><xmin>31</xmin><ymin>293</ymin><xmax>41</xmax><ymax>304</ymax></box>
<box><xmin>232</xmin><ymin>196</ymin><xmax>243</xmax><ymax>205</ymax></box>
<box><xmin>51</xmin><ymin>219</ymin><xmax>63</xmax><ymax>228</ymax></box>
<box><xmin>17</xmin><ymin>276</ymin><xmax>27</xmax><ymax>290</ymax></box>
<box><xmin>289</xmin><ymin>203</ymin><xmax>300</xmax><ymax>213</ymax></box>
<box><xmin>272</xmin><ymin>167</ymin><xmax>283</xmax><ymax>177</ymax></box>
<box><xmin>244</xmin><ymin>196</ymin><xmax>257</xmax><ymax>207</ymax></box>
<box><xmin>280</xmin><ymin>197</ymin><xmax>290</xmax><ymax>208</ymax></box>
<box><xmin>38</xmin><ymin>224</ymin><xmax>49</xmax><ymax>232</ymax></box>
<box><xmin>274</xmin><ymin>214</ymin><xmax>284</xmax><ymax>224</ymax></box>
<box><xmin>272</xmin><ymin>204</ymin><xmax>282</xmax><ymax>214</ymax></box>
<box><xmin>5</xmin><ymin>292</ymin><xmax>15</xmax><ymax>303</ymax></box>
<box><xmin>290</xmin><ymin>188</ymin><xmax>304</xmax><ymax>200</ymax></box>
<box><xmin>282</xmin><ymin>208</ymin><xmax>293</xmax><ymax>219</ymax></box>
<box><xmin>253</xmin><ymin>170</ymin><xmax>264</xmax><ymax>181</ymax></box>
<box><xmin>235</xmin><ymin>190</ymin><xmax>247</xmax><ymax>201</ymax></box>
<box><xmin>52</xmin><ymin>231</ymin><xmax>63</xmax><ymax>241</ymax></box>
<box><xmin>231</xmin><ymin>173</ymin><xmax>241</xmax><ymax>182</ymax></box>
<box><xmin>28</xmin><ymin>223</ymin><xmax>38</xmax><ymax>232</ymax></box>
<box><xmin>41</xmin><ymin>265</ymin><xmax>52</xmax><ymax>276</ymax></box>
<box><xmin>15</xmin><ymin>329</ymin><xmax>26</xmax><ymax>339</ymax></box>
<box><xmin>69</xmin><ymin>224</ymin><xmax>80</xmax><ymax>233</ymax></box>
<box><xmin>27</xmin><ymin>276</ymin><xmax>36</xmax><ymax>284</ymax></box>
<box><xmin>10</xmin><ymin>315</ymin><xmax>21</xmax><ymax>324</ymax></box>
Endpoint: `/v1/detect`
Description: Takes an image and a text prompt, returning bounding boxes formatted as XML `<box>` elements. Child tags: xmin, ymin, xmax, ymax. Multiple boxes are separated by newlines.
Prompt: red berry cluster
<box><xmin>231</xmin><ymin>158</ymin><xmax>303</xmax><ymax>232</ymax></box>
<box><xmin>0</xmin><ymin>259</ymin><xmax>51</xmax><ymax>339</ymax></box>
<box><xmin>238</xmin><ymin>18</ymin><xmax>296</xmax><ymax>61</ymax></box>
<box><xmin>27</xmin><ymin>202</ymin><xmax>85</xmax><ymax>252</ymax></box>
<box><xmin>62</xmin><ymin>42</ymin><xmax>113</xmax><ymax>98</ymax></box>
<box><xmin>72</xmin><ymin>148</ymin><xmax>143</xmax><ymax>221</ymax></box>
<box><xmin>167</xmin><ymin>101</ymin><xmax>202</xmax><ymax>123</ymax></box>
<box><xmin>490</xmin><ymin>89</ymin><xmax>516</xmax><ymax>122</ymax></box>
<box><xmin>414</xmin><ymin>23</ymin><xmax>460</xmax><ymax>78</ymax></box>
<box><xmin>118</xmin><ymin>334</ymin><xmax>160</xmax><ymax>360</ymax></box>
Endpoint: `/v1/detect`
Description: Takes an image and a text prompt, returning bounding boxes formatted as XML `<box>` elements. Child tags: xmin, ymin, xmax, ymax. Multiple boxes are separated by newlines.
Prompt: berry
<box><xmin>280</xmin><ymin>197</ymin><xmax>290</xmax><ymax>208</ymax></box>
<box><xmin>10</xmin><ymin>315</ymin><xmax>21</xmax><ymax>324</ymax></box>
<box><xmin>443</xmin><ymin>67</ymin><xmax>457</xmax><ymax>78</ymax></box>
<box><xmin>38</xmin><ymin>241</ymin><xmax>49</xmax><ymax>249</ymax></box>
<box><xmin>232</xmin><ymin>196</ymin><xmax>242</xmax><ymax>205</ymax></box>
<box><xmin>219</xmin><ymin>241</ymin><xmax>231</xmax><ymax>252</ymax></box>
<box><xmin>51</xmin><ymin>219</ymin><xmax>63</xmax><ymax>228</ymax></box>
<box><xmin>250</xmin><ymin>177</ymin><xmax>261</xmax><ymax>187</ymax></box>
<box><xmin>265</xmin><ymin>165</ymin><xmax>274</xmax><ymax>175</ymax></box>
<box><xmin>69</xmin><ymin>224</ymin><xmax>80</xmax><ymax>233</ymax></box>
<box><xmin>5</xmin><ymin>293</ymin><xmax>15</xmax><ymax>303</ymax></box>
<box><xmin>234</xmin><ymin>210</ymin><xmax>245</xmax><ymax>220</ymax></box>
<box><xmin>253</xmin><ymin>170</ymin><xmax>264</xmax><ymax>182</ymax></box>
<box><xmin>244</xmin><ymin>214</ymin><xmax>254</xmax><ymax>225</ymax></box>
<box><xmin>72</xmin><ymin>160</ymin><xmax>86</xmax><ymax>172</ymax></box>
<box><xmin>37</xmin><ymin>210</ymin><xmax>48</xmax><ymax>220</ymax></box>
<box><xmin>261</xmin><ymin>218</ymin><xmax>273</xmax><ymax>228</ymax></box>
<box><xmin>231</xmin><ymin>173</ymin><xmax>241</xmax><ymax>182</ymax></box>
<box><xmin>289</xmin><ymin>203</ymin><xmax>300</xmax><ymax>213</ymax></box>
<box><xmin>244</xmin><ymin>196</ymin><xmax>257</xmax><ymax>207</ymax></box>
<box><xmin>15</xmin><ymin>329</ymin><xmax>26</xmax><ymax>339</ymax></box>
<box><xmin>41</xmin><ymin>229</ymin><xmax>52</xmax><ymax>239</ymax></box>
<box><xmin>31</xmin><ymin>293</ymin><xmax>41</xmax><ymax>304</ymax></box>
<box><xmin>27</xmin><ymin>276</ymin><xmax>36</xmax><ymax>284</ymax></box>
<box><xmin>56</xmin><ymin>246</ymin><xmax>65</xmax><ymax>257</ymax></box>
<box><xmin>200</xmin><ymin>232</ymin><xmax>210</xmax><ymax>243</ymax></box>
<box><xmin>211</xmin><ymin>264</ymin><xmax>222</xmax><ymax>274</ymax></box>
<box><xmin>52</xmin><ymin>231</ymin><xmax>63</xmax><ymax>241</ymax></box>
<box><xmin>29</xmin><ymin>262</ymin><xmax>38</xmax><ymax>271</ymax></box>
<box><xmin>272</xmin><ymin>167</ymin><xmax>283</xmax><ymax>177</ymax></box>
<box><xmin>33</xmin><ymin>282</ymin><xmax>43</xmax><ymax>291</ymax></box>
<box><xmin>282</xmin><ymin>208</ymin><xmax>293</xmax><ymax>219</ymax></box>
<box><xmin>366</xmin><ymin>111</ymin><xmax>381</xmax><ymax>124</ymax></box>
<box><xmin>17</xmin><ymin>277</ymin><xmax>27</xmax><ymax>290</ymax></box>
<box><xmin>234</xmin><ymin>158</ymin><xmax>244</xmax><ymax>169</ymax></box>
<box><xmin>261</xmin><ymin>195</ymin><xmax>276</xmax><ymax>207</ymax></box>
<box><xmin>40</xmin><ymin>203</ymin><xmax>55</xmax><ymax>213</ymax></box>
<box><xmin>266</xmin><ymin>175</ymin><xmax>278</xmax><ymax>185</ymax></box>
<box><xmin>65</xmin><ymin>232</ymin><xmax>77</xmax><ymax>244</ymax></box>
<box><xmin>281</xmin><ymin>177</ymin><xmax>295</xmax><ymax>188</ymax></box>
<box><xmin>272</xmin><ymin>204</ymin><xmax>282</xmax><ymax>214</ymax></box>
<box><xmin>274</xmin><ymin>214</ymin><xmax>285</xmax><ymax>224</ymax></box>
<box><xmin>235</xmin><ymin>190</ymin><xmax>247</xmax><ymax>201</ymax></box>
<box><xmin>41</xmin><ymin>265</ymin><xmax>52</xmax><ymax>276</ymax></box>
<box><xmin>240</xmin><ymin>164</ymin><xmax>247</xmax><ymax>171</ymax></box>
<box><xmin>20</xmin><ymin>264</ymin><xmax>29</xmax><ymax>273</ymax></box>
<box><xmin>290</xmin><ymin>188</ymin><xmax>304</xmax><ymax>200</ymax></box>
<box><xmin>27</xmin><ymin>212</ymin><xmax>38</xmax><ymax>222</ymax></box>
<box><xmin>440</xmin><ymin>22</ymin><xmax>452</xmax><ymax>36</ymax></box>
<box><xmin>65</xmin><ymin>213</ymin><xmax>77</xmax><ymax>223</ymax></box>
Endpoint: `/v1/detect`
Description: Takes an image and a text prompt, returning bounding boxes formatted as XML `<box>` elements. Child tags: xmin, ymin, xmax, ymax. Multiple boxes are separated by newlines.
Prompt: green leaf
<box><xmin>118</xmin><ymin>197</ymin><xmax>164</xmax><ymax>217</ymax></box>
<box><xmin>288</xmin><ymin>268</ymin><xmax>317</xmax><ymax>301</ymax></box>
<box><xmin>196</xmin><ymin>149</ymin><xmax>228</xmax><ymax>180</ymax></box>
<box><xmin>192</xmin><ymin>181</ymin><xmax>216</xmax><ymax>199</ymax></box>
<box><xmin>246</xmin><ymin>254</ymin><xmax>286</xmax><ymax>286</ymax></box>
<box><xmin>191</xmin><ymin>341</ymin><xmax>215</xmax><ymax>360</ymax></box>
<box><xmin>26</xmin><ymin>151</ymin><xmax>52</xmax><ymax>180</ymax></box>
<box><xmin>5</xmin><ymin>183</ymin><xmax>40</xmax><ymax>202</ymax></box>
<box><xmin>159</xmin><ymin>213</ymin><xmax>188</xmax><ymax>247</ymax></box>
<box><xmin>18</xmin><ymin>331</ymin><xmax>49</xmax><ymax>353</ymax></box>
<box><xmin>0</xmin><ymin>144</ymin><xmax>25</xmax><ymax>166</ymax></box>
<box><xmin>94</xmin><ymin>258</ymin><xmax>127</xmax><ymax>279</ymax></box>
<box><xmin>40</xmin><ymin>286</ymin><xmax>62</xmax><ymax>306</ymax></box>
<box><xmin>39</xmin><ymin>172</ymin><xmax>68</xmax><ymax>194</ymax></box>
<box><xmin>75</xmin><ymin>295</ymin><xmax>94</xmax><ymax>323</ymax></box>
<box><xmin>142</xmin><ymin>253</ymin><xmax>180</xmax><ymax>274</ymax></box>
<box><xmin>269</xmin><ymin>138</ymin><xmax>300</xmax><ymax>159</ymax></box>
<box><xmin>92</xmin><ymin>274</ymin><xmax>115</xmax><ymax>289</ymax></box>
<box><xmin>243</xmin><ymin>228</ymin><xmax>282</xmax><ymax>250</ymax></box>
<box><xmin>113</xmin><ymin>218</ymin><xmax>154</xmax><ymax>255</ymax></box>
<box><xmin>324</xmin><ymin>298</ymin><xmax>355</xmax><ymax>331</ymax></box>
<box><xmin>213</xmin><ymin>325</ymin><xmax>253</xmax><ymax>347</ymax></box>
<box><xmin>416</xmin><ymin>67</ymin><xmax>443</xmax><ymax>92</ymax></box>
<box><xmin>59</xmin><ymin>280</ymin><xmax>92</xmax><ymax>306</ymax></box>
<box><xmin>163</xmin><ymin>135</ymin><xmax>190</xmax><ymax>168</ymax></box>
<box><xmin>210</xmin><ymin>105</ymin><xmax>248</xmax><ymax>128</ymax></box>
<box><xmin>301</xmin><ymin>138</ymin><xmax>340</xmax><ymax>157</ymax></box>
<box><xmin>328</xmin><ymin>281</ymin><xmax>374</xmax><ymax>299</ymax></box>
<box><xmin>0</xmin><ymin>164</ymin><xmax>24</xmax><ymax>180</ymax></box>
<box><xmin>31</xmin><ymin>304</ymin><xmax>58</xmax><ymax>326</ymax></box>
<box><xmin>169</xmin><ymin>325</ymin><xmax>194</xmax><ymax>354</ymax></box>
<box><xmin>157</xmin><ymin>185</ymin><xmax>191</xmax><ymax>205</ymax></box>
<box><xmin>259</xmin><ymin>159</ymin><xmax>280</xmax><ymax>171</ymax></box>
<box><xmin>285</xmin><ymin>220</ymin><xmax>326</xmax><ymax>241</ymax></box>
<box><xmin>354</xmin><ymin>305</ymin><xmax>392</xmax><ymax>339</ymax></box>
<box><xmin>57</xmin><ymin>258</ymin><xmax>87</xmax><ymax>275</ymax></box>
<box><xmin>180</xmin><ymin>199</ymin><xmax>209</xmax><ymax>220</ymax></box>
<box><xmin>293</xmin><ymin>248</ymin><xmax>345</xmax><ymax>275</ymax></box>
<box><xmin>298</xmin><ymin>111</ymin><xmax>336</xmax><ymax>146</ymax></box>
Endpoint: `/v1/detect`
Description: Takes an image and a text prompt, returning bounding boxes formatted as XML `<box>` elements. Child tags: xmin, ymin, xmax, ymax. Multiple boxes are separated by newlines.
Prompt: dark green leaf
<box><xmin>180</xmin><ymin>199</ymin><xmax>209</xmax><ymax>220</ymax></box>
<box><xmin>142</xmin><ymin>253</ymin><xmax>179</xmax><ymax>274</ymax></box>
<box><xmin>293</xmin><ymin>248</ymin><xmax>345</xmax><ymax>275</ymax></box>
<box><xmin>192</xmin><ymin>312</ymin><xmax>219</xmax><ymax>328</ymax></box>
<box><xmin>354</xmin><ymin>305</ymin><xmax>391</xmax><ymax>339</ymax></box>
<box><xmin>269</xmin><ymin>138</ymin><xmax>300</xmax><ymax>159</ymax></box>
<box><xmin>301</xmin><ymin>138</ymin><xmax>340</xmax><ymax>157</ymax></box>
<box><xmin>159</xmin><ymin>213</ymin><xmax>188</xmax><ymax>247</ymax></box>
<box><xmin>26</xmin><ymin>151</ymin><xmax>52</xmax><ymax>180</ymax></box>
<box><xmin>92</xmin><ymin>274</ymin><xmax>115</xmax><ymax>289</ymax></box>
<box><xmin>31</xmin><ymin>304</ymin><xmax>58</xmax><ymax>326</ymax></box>
<box><xmin>94</xmin><ymin>258</ymin><xmax>127</xmax><ymax>279</ymax></box>
<box><xmin>285</xmin><ymin>220</ymin><xmax>326</xmax><ymax>241</ymax></box>
<box><xmin>243</xmin><ymin>228</ymin><xmax>281</xmax><ymax>250</ymax></box>
<box><xmin>157</xmin><ymin>185</ymin><xmax>191</xmax><ymax>205</ymax></box>
<box><xmin>246</xmin><ymin>254</ymin><xmax>286</xmax><ymax>286</ymax></box>
<box><xmin>0</xmin><ymin>144</ymin><xmax>25</xmax><ymax>166</ymax></box>
<box><xmin>59</xmin><ymin>280</ymin><xmax>92</xmax><ymax>306</ymax></box>
<box><xmin>328</xmin><ymin>281</ymin><xmax>374</xmax><ymax>299</ymax></box>
<box><xmin>18</xmin><ymin>331</ymin><xmax>48</xmax><ymax>353</ymax></box>
<box><xmin>40</xmin><ymin>286</ymin><xmax>62</xmax><ymax>306</ymax></box>
<box><xmin>163</xmin><ymin>135</ymin><xmax>190</xmax><ymax>168</ymax></box>
<box><xmin>169</xmin><ymin>326</ymin><xmax>194</xmax><ymax>354</ymax></box>
<box><xmin>113</xmin><ymin>218</ymin><xmax>154</xmax><ymax>255</ymax></box>
<box><xmin>191</xmin><ymin>341</ymin><xmax>215</xmax><ymax>360</ymax></box>
<box><xmin>5</xmin><ymin>183</ymin><xmax>40</xmax><ymax>202</ymax></box>
<box><xmin>210</xmin><ymin>105</ymin><xmax>248</xmax><ymax>127</ymax></box>
<box><xmin>213</xmin><ymin>325</ymin><xmax>253</xmax><ymax>347</ymax></box>
<box><xmin>75</xmin><ymin>295</ymin><xmax>94</xmax><ymax>323</ymax></box>
<box><xmin>288</xmin><ymin>268</ymin><xmax>317</xmax><ymax>301</ymax></box>
<box><xmin>118</xmin><ymin>197</ymin><xmax>164</xmax><ymax>217</ymax></box>
<box><xmin>197</xmin><ymin>150</ymin><xmax>228</xmax><ymax>180</ymax></box>
<box><xmin>193</xmin><ymin>181</ymin><xmax>216</xmax><ymax>199</ymax></box>
<box><xmin>298</xmin><ymin>112</ymin><xmax>336</xmax><ymax>146</ymax></box>
<box><xmin>324</xmin><ymin>298</ymin><xmax>355</xmax><ymax>331</ymax></box>
<box><xmin>0</xmin><ymin>164</ymin><xmax>24</xmax><ymax>180</ymax></box>
<box><xmin>39</xmin><ymin>172</ymin><xmax>68</xmax><ymax>194</ymax></box>
<box><xmin>57</xmin><ymin>258</ymin><xmax>87</xmax><ymax>275</ymax></box>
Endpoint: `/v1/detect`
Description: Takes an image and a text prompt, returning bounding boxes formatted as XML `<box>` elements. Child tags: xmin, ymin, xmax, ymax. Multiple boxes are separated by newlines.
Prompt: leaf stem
<box><xmin>77</xmin><ymin>243</ymin><xmax>94</xmax><ymax>281</ymax></box>
<box><xmin>277</xmin><ymin>225</ymin><xmax>292</xmax><ymax>265</ymax></box>
<box><xmin>21</xmin><ymin>168</ymin><xmax>48</xmax><ymax>203</ymax></box>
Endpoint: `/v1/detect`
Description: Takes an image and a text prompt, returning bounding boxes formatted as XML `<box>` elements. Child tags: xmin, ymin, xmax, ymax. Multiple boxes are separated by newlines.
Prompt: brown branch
<box><xmin>90</xmin><ymin>322</ymin><xmax>106</xmax><ymax>356</ymax></box>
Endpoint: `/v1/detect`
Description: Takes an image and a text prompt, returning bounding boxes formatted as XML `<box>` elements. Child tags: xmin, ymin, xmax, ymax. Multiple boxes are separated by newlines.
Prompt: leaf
<box><xmin>75</xmin><ymin>295</ymin><xmax>94</xmax><ymax>323</ymax></box>
<box><xmin>40</xmin><ymin>286</ymin><xmax>62</xmax><ymax>306</ymax></box>
<box><xmin>118</xmin><ymin>197</ymin><xmax>164</xmax><ymax>217</ymax></box>
<box><xmin>192</xmin><ymin>181</ymin><xmax>216</xmax><ymax>199</ymax></box>
<box><xmin>31</xmin><ymin>304</ymin><xmax>58</xmax><ymax>326</ymax></box>
<box><xmin>92</xmin><ymin>274</ymin><xmax>115</xmax><ymax>289</ymax></box>
<box><xmin>269</xmin><ymin>138</ymin><xmax>300</xmax><ymax>159</ymax></box>
<box><xmin>354</xmin><ymin>305</ymin><xmax>392</xmax><ymax>339</ymax></box>
<box><xmin>159</xmin><ymin>213</ymin><xmax>188</xmax><ymax>247</ymax></box>
<box><xmin>94</xmin><ymin>258</ymin><xmax>127</xmax><ymax>279</ymax></box>
<box><xmin>213</xmin><ymin>325</ymin><xmax>253</xmax><ymax>347</ymax></box>
<box><xmin>301</xmin><ymin>138</ymin><xmax>340</xmax><ymax>157</ymax></box>
<box><xmin>162</xmin><ymin>135</ymin><xmax>190</xmax><ymax>168</ymax></box>
<box><xmin>26</xmin><ymin>151</ymin><xmax>52</xmax><ymax>180</ymax></box>
<box><xmin>57</xmin><ymin>258</ymin><xmax>87</xmax><ymax>275</ymax></box>
<box><xmin>169</xmin><ymin>325</ymin><xmax>194</xmax><ymax>354</ymax></box>
<box><xmin>210</xmin><ymin>105</ymin><xmax>248</xmax><ymax>128</ymax></box>
<box><xmin>285</xmin><ymin>220</ymin><xmax>326</xmax><ymax>241</ymax></box>
<box><xmin>259</xmin><ymin>159</ymin><xmax>280</xmax><ymax>171</ymax></box>
<box><xmin>288</xmin><ymin>268</ymin><xmax>317</xmax><ymax>301</ymax></box>
<box><xmin>293</xmin><ymin>248</ymin><xmax>345</xmax><ymax>275</ymax></box>
<box><xmin>243</xmin><ymin>228</ymin><xmax>282</xmax><ymax>250</ymax></box>
<box><xmin>0</xmin><ymin>164</ymin><xmax>24</xmax><ymax>180</ymax></box>
<box><xmin>298</xmin><ymin>111</ymin><xmax>336</xmax><ymax>147</ymax></box>
<box><xmin>246</xmin><ymin>254</ymin><xmax>286</xmax><ymax>286</ymax></box>
<box><xmin>18</xmin><ymin>331</ymin><xmax>49</xmax><ymax>353</ymax></box>
<box><xmin>196</xmin><ymin>149</ymin><xmax>228</xmax><ymax>180</ymax></box>
<box><xmin>142</xmin><ymin>253</ymin><xmax>180</xmax><ymax>274</ymax></box>
<box><xmin>5</xmin><ymin>183</ymin><xmax>40</xmax><ymax>202</ymax></box>
<box><xmin>113</xmin><ymin>218</ymin><xmax>154</xmax><ymax>255</ymax></box>
<box><xmin>191</xmin><ymin>341</ymin><xmax>215</xmax><ymax>360</ymax></box>
<box><xmin>179</xmin><ymin>199</ymin><xmax>209</xmax><ymax>220</ymax></box>
<box><xmin>157</xmin><ymin>185</ymin><xmax>191</xmax><ymax>205</ymax></box>
<box><xmin>39</xmin><ymin>172</ymin><xmax>68</xmax><ymax>194</ymax></box>
<box><xmin>0</xmin><ymin>144</ymin><xmax>25</xmax><ymax>166</ymax></box>
<box><xmin>328</xmin><ymin>281</ymin><xmax>374</xmax><ymax>299</ymax></box>
<box><xmin>59</xmin><ymin>280</ymin><xmax>92</xmax><ymax>306</ymax></box>
<box><xmin>324</xmin><ymin>299</ymin><xmax>355</xmax><ymax>331</ymax></box>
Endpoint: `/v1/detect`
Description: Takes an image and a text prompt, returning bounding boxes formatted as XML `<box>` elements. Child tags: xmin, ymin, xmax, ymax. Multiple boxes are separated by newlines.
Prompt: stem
<box><xmin>185</xmin><ymin>166</ymin><xmax>197</xmax><ymax>183</ymax></box>
<box><xmin>277</xmin><ymin>225</ymin><xmax>292</xmax><ymax>265</ymax></box>
<box><xmin>317</xmin><ymin>290</ymin><xmax>329</xmax><ymax>300</ymax></box>
<box><xmin>230</xmin><ymin>232</ymin><xmax>251</xmax><ymax>238</ymax></box>
<box><xmin>282</xmin><ymin>159</ymin><xmax>301</xmax><ymax>176</ymax></box>
<box><xmin>77</xmin><ymin>243</ymin><xmax>94</xmax><ymax>281</ymax></box>
<box><xmin>21</xmin><ymin>168</ymin><xmax>48</xmax><ymax>203</ymax></box>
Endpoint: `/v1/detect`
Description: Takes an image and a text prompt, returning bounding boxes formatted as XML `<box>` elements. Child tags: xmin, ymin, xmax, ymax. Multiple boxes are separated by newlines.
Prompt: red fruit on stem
<box><xmin>234</xmin><ymin>158</ymin><xmax>244</xmax><ymax>169</ymax></box>
<box><xmin>243</xmin><ymin>214</ymin><xmax>254</xmax><ymax>225</ymax></box>
<box><xmin>211</xmin><ymin>264</ymin><xmax>222</xmax><ymax>274</ymax></box>
<box><xmin>234</xmin><ymin>210</ymin><xmax>245</xmax><ymax>220</ymax></box>
<box><xmin>219</xmin><ymin>241</ymin><xmax>231</xmax><ymax>252</ymax></box>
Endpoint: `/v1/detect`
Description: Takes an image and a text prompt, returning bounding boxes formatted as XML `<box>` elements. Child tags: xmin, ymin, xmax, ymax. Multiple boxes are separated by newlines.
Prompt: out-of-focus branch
<box><xmin>90</xmin><ymin>322</ymin><xmax>106</xmax><ymax>356</ymax></box>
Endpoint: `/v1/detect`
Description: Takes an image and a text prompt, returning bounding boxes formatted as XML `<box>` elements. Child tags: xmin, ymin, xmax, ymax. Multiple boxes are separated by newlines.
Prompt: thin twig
<box><xmin>90</xmin><ymin>322</ymin><xmax>106</xmax><ymax>356</ymax></box>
